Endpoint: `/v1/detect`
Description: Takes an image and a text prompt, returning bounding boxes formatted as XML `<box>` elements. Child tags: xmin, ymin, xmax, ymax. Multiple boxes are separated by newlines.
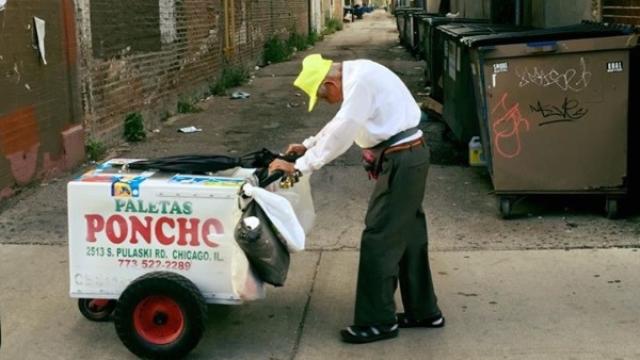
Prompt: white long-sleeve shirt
<box><xmin>295</xmin><ymin>60</ymin><xmax>423</xmax><ymax>175</ymax></box>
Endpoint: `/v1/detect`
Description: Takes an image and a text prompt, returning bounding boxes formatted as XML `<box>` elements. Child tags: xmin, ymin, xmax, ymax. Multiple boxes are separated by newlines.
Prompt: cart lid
<box><xmin>463</xmin><ymin>22</ymin><xmax>636</xmax><ymax>47</ymax></box>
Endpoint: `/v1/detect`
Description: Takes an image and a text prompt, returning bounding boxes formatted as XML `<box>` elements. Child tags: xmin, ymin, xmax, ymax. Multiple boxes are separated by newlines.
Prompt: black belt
<box><xmin>369</xmin><ymin>127</ymin><xmax>420</xmax><ymax>150</ymax></box>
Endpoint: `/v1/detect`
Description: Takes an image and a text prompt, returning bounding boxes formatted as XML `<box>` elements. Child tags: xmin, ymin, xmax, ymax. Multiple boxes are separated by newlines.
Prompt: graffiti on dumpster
<box><xmin>529</xmin><ymin>97</ymin><xmax>589</xmax><ymax>126</ymax></box>
<box><xmin>492</xmin><ymin>93</ymin><xmax>530</xmax><ymax>159</ymax></box>
<box><xmin>515</xmin><ymin>57</ymin><xmax>592</xmax><ymax>92</ymax></box>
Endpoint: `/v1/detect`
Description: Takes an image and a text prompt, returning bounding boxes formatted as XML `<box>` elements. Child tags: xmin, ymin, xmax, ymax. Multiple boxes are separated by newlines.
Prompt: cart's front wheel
<box><xmin>114</xmin><ymin>272</ymin><xmax>207</xmax><ymax>360</ymax></box>
<box><xmin>78</xmin><ymin>298</ymin><xmax>117</xmax><ymax>322</ymax></box>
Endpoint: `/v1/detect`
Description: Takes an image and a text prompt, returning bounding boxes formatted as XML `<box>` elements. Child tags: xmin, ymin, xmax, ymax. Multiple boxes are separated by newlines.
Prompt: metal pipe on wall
<box><xmin>308</xmin><ymin>0</ymin><xmax>312</xmax><ymax>34</ymax></box>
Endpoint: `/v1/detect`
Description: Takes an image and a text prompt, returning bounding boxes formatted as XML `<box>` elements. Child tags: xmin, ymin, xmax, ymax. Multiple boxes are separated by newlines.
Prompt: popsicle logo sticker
<box><xmin>111</xmin><ymin>176</ymin><xmax>148</xmax><ymax>198</ymax></box>
<box><xmin>113</xmin><ymin>182</ymin><xmax>133</xmax><ymax>197</ymax></box>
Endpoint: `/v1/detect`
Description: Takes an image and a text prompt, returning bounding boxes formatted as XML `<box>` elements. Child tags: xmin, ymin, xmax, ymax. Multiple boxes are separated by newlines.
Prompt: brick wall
<box><xmin>76</xmin><ymin>0</ymin><xmax>309</xmax><ymax>145</ymax></box>
<box><xmin>0</xmin><ymin>0</ymin><xmax>84</xmax><ymax>200</ymax></box>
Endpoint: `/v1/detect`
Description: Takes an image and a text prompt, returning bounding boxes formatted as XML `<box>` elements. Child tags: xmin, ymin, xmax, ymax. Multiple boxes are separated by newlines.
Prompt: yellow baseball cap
<box><xmin>294</xmin><ymin>54</ymin><xmax>333</xmax><ymax>112</ymax></box>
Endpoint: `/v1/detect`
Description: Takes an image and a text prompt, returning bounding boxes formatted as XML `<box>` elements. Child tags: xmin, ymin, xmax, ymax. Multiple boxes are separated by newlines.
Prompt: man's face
<box><xmin>317</xmin><ymin>78</ymin><xmax>343</xmax><ymax>105</ymax></box>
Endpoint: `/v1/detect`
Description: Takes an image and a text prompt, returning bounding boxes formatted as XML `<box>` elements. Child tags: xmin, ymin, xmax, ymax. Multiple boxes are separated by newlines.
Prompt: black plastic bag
<box><xmin>234</xmin><ymin>201</ymin><xmax>290</xmax><ymax>286</ymax></box>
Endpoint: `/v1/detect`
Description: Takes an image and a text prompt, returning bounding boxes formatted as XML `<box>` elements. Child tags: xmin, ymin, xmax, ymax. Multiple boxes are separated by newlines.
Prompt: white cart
<box><xmin>68</xmin><ymin>158</ymin><xmax>313</xmax><ymax>359</ymax></box>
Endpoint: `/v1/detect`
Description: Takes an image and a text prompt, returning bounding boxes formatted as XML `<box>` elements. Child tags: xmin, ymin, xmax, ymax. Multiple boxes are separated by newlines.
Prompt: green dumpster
<box><xmin>402</xmin><ymin>8</ymin><xmax>426</xmax><ymax>51</ymax></box>
<box><xmin>422</xmin><ymin>17</ymin><xmax>489</xmax><ymax>102</ymax></box>
<box><xmin>395</xmin><ymin>8</ymin><xmax>409</xmax><ymax>43</ymax></box>
<box><xmin>439</xmin><ymin>23</ymin><xmax>527</xmax><ymax>144</ymax></box>
<box><xmin>394</xmin><ymin>7</ymin><xmax>423</xmax><ymax>47</ymax></box>
<box><xmin>415</xmin><ymin>13</ymin><xmax>441</xmax><ymax>59</ymax></box>
<box><xmin>629</xmin><ymin>44</ymin><xmax>640</xmax><ymax>205</ymax></box>
<box><xmin>466</xmin><ymin>24</ymin><xmax>638</xmax><ymax>218</ymax></box>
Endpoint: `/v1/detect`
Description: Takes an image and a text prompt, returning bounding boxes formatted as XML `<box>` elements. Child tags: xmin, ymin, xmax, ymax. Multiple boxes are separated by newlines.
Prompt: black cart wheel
<box><xmin>499</xmin><ymin>197</ymin><xmax>513</xmax><ymax>219</ymax></box>
<box><xmin>114</xmin><ymin>272</ymin><xmax>207</xmax><ymax>360</ymax></box>
<box><xmin>78</xmin><ymin>298</ymin><xmax>117</xmax><ymax>322</ymax></box>
<box><xmin>606</xmin><ymin>197</ymin><xmax>620</xmax><ymax>219</ymax></box>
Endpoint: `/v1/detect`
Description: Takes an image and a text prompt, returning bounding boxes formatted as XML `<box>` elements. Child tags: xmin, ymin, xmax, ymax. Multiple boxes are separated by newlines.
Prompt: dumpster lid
<box><xmin>425</xmin><ymin>17</ymin><xmax>489</xmax><ymax>26</ymax></box>
<box><xmin>438</xmin><ymin>23</ymin><xmax>528</xmax><ymax>39</ymax></box>
<box><xmin>407</xmin><ymin>10</ymin><xmax>433</xmax><ymax>17</ymax></box>
<box><xmin>415</xmin><ymin>13</ymin><xmax>443</xmax><ymax>21</ymax></box>
<box><xmin>395</xmin><ymin>7</ymin><xmax>425</xmax><ymax>13</ymax></box>
<box><xmin>463</xmin><ymin>22</ymin><xmax>635</xmax><ymax>47</ymax></box>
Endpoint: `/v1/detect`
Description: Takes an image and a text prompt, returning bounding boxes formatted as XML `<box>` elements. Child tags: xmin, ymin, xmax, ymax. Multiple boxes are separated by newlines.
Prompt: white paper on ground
<box><xmin>242</xmin><ymin>183</ymin><xmax>306</xmax><ymax>252</ymax></box>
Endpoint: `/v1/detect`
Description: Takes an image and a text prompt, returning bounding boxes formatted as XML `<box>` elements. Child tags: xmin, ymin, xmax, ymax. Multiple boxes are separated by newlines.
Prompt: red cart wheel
<box><xmin>78</xmin><ymin>298</ymin><xmax>117</xmax><ymax>322</ymax></box>
<box><xmin>114</xmin><ymin>272</ymin><xmax>207</xmax><ymax>359</ymax></box>
<box><xmin>133</xmin><ymin>295</ymin><xmax>185</xmax><ymax>345</ymax></box>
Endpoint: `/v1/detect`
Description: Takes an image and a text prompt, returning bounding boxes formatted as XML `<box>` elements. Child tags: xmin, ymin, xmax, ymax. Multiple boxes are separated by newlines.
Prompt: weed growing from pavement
<box><xmin>86</xmin><ymin>138</ymin><xmax>107</xmax><ymax>161</ymax></box>
<box><xmin>264</xmin><ymin>29</ymin><xmax>326</xmax><ymax>64</ymax></box>
<box><xmin>160</xmin><ymin>111</ymin><xmax>172</xmax><ymax>122</ymax></box>
<box><xmin>123</xmin><ymin>112</ymin><xmax>146</xmax><ymax>142</ymax></box>
<box><xmin>323</xmin><ymin>18</ymin><xmax>344</xmax><ymax>35</ymax></box>
<box><xmin>209</xmin><ymin>66</ymin><xmax>249</xmax><ymax>96</ymax></box>
<box><xmin>307</xmin><ymin>31</ymin><xmax>322</xmax><ymax>46</ymax></box>
<box><xmin>287</xmin><ymin>31</ymin><xmax>309</xmax><ymax>52</ymax></box>
<box><xmin>264</xmin><ymin>35</ymin><xmax>293</xmax><ymax>64</ymax></box>
<box><xmin>176</xmin><ymin>99</ymin><xmax>203</xmax><ymax>113</ymax></box>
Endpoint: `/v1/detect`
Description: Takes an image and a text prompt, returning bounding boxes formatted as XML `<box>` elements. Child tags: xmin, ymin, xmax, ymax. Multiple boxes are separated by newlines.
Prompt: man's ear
<box><xmin>324</xmin><ymin>79</ymin><xmax>339</xmax><ymax>92</ymax></box>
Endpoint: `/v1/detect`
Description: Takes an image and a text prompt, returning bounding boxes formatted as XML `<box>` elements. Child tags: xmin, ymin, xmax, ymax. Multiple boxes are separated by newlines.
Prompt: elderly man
<box><xmin>269</xmin><ymin>54</ymin><xmax>444</xmax><ymax>344</ymax></box>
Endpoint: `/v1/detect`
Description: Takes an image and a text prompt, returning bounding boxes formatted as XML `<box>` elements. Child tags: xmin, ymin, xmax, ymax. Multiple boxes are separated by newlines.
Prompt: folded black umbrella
<box><xmin>127</xmin><ymin>148</ymin><xmax>279</xmax><ymax>174</ymax></box>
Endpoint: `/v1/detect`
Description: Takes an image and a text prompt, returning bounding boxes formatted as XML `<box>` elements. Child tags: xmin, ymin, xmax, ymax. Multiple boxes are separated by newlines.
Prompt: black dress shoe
<box><xmin>396</xmin><ymin>312</ymin><xmax>445</xmax><ymax>328</ymax></box>
<box><xmin>340</xmin><ymin>324</ymin><xmax>399</xmax><ymax>344</ymax></box>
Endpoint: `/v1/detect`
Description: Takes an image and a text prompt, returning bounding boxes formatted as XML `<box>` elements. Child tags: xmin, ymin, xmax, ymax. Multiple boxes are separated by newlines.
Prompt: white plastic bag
<box><xmin>276</xmin><ymin>175</ymin><xmax>315</xmax><ymax>234</ymax></box>
<box><xmin>241</xmin><ymin>183</ymin><xmax>306</xmax><ymax>252</ymax></box>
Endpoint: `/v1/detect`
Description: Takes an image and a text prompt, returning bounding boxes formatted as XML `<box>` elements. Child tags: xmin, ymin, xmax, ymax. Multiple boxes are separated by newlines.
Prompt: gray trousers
<box><xmin>354</xmin><ymin>143</ymin><xmax>440</xmax><ymax>326</ymax></box>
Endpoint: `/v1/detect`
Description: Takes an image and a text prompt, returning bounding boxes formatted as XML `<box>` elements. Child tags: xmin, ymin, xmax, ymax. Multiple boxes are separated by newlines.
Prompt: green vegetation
<box><xmin>323</xmin><ymin>18</ymin><xmax>344</xmax><ymax>35</ymax></box>
<box><xmin>263</xmin><ymin>28</ymin><xmax>325</xmax><ymax>64</ymax></box>
<box><xmin>287</xmin><ymin>31</ymin><xmax>309</xmax><ymax>52</ymax></box>
<box><xmin>176</xmin><ymin>99</ymin><xmax>203</xmax><ymax>114</ymax></box>
<box><xmin>209</xmin><ymin>66</ymin><xmax>249</xmax><ymax>96</ymax></box>
<box><xmin>307</xmin><ymin>31</ymin><xmax>322</xmax><ymax>46</ymax></box>
<box><xmin>123</xmin><ymin>112</ymin><xmax>146</xmax><ymax>142</ymax></box>
<box><xmin>160</xmin><ymin>111</ymin><xmax>172</xmax><ymax>122</ymax></box>
<box><xmin>86</xmin><ymin>139</ymin><xmax>107</xmax><ymax>162</ymax></box>
<box><xmin>263</xmin><ymin>35</ymin><xmax>294</xmax><ymax>64</ymax></box>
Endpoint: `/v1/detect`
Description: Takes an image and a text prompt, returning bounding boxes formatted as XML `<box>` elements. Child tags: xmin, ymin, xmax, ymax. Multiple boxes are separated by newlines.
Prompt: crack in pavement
<box><xmin>290</xmin><ymin>251</ymin><xmax>323</xmax><ymax>360</ymax></box>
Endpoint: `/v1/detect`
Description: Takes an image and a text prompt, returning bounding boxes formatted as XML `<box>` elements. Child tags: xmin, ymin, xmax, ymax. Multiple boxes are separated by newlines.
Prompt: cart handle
<box><xmin>260</xmin><ymin>170</ymin><xmax>285</xmax><ymax>188</ymax></box>
<box><xmin>258</xmin><ymin>152</ymin><xmax>302</xmax><ymax>187</ymax></box>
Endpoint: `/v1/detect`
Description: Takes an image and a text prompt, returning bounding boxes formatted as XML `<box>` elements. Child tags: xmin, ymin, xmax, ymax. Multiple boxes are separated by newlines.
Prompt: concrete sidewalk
<box><xmin>1</xmin><ymin>245</ymin><xmax>639</xmax><ymax>359</ymax></box>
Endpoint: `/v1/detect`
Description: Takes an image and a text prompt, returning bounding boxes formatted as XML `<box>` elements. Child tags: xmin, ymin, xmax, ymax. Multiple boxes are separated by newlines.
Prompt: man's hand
<box><xmin>285</xmin><ymin>144</ymin><xmax>307</xmax><ymax>156</ymax></box>
<box><xmin>269</xmin><ymin>159</ymin><xmax>296</xmax><ymax>175</ymax></box>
